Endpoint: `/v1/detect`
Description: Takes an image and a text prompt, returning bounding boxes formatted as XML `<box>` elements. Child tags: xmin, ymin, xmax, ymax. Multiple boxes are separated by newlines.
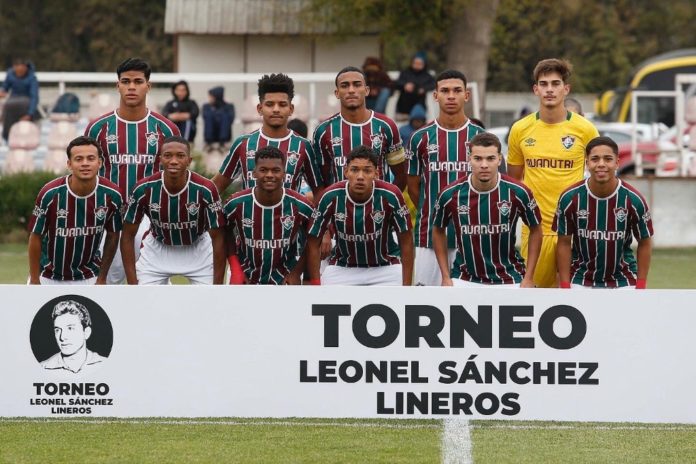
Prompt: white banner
<box><xmin>0</xmin><ymin>286</ymin><xmax>694</xmax><ymax>423</ymax></box>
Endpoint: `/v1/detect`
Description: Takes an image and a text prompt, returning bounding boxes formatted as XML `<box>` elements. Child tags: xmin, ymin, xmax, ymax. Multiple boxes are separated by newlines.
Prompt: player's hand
<box><xmin>320</xmin><ymin>232</ymin><xmax>332</xmax><ymax>260</ymax></box>
<box><xmin>284</xmin><ymin>273</ymin><xmax>301</xmax><ymax>285</ymax></box>
<box><xmin>441</xmin><ymin>277</ymin><xmax>453</xmax><ymax>287</ymax></box>
<box><xmin>404</xmin><ymin>83</ymin><xmax>415</xmax><ymax>93</ymax></box>
<box><xmin>520</xmin><ymin>277</ymin><xmax>535</xmax><ymax>288</ymax></box>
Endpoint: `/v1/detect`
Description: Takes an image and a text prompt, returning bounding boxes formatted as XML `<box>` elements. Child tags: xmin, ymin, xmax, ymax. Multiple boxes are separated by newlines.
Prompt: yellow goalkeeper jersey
<box><xmin>507</xmin><ymin>111</ymin><xmax>599</xmax><ymax>234</ymax></box>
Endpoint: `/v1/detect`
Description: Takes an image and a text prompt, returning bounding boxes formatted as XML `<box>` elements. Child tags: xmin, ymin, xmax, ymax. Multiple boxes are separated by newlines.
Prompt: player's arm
<box><xmin>211</xmin><ymin>174</ymin><xmax>232</xmax><ymax>196</ymax></box>
<box><xmin>407</xmin><ymin>175</ymin><xmax>420</xmax><ymax>208</ymax></box>
<box><xmin>209</xmin><ymin>227</ymin><xmax>226</xmax><ymax>285</ymax></box>
<box><xmin>28</xmin><ymin>233</ymin><xmax>42</xmax><ymax>285</ymax></box>
<box><xmin>432</xmin><ymin>226</ymin><xmax>452</xmax><ymax>286</ymax></box>
<box><xmin>521</xmin><ymin>224</ymin><xmax>542</xmax><ymax>288</ymax></box>
<box><xmin>306</xmin><ymin>235</ymin><xmax>322</xmax><ymax>283</ymax></box>
<box><xmin>285</xmin><ymin>252</ymin><xmax>305</xmax><ymax>286</ymax></box>
<box><xmin>635</xmin><ymin>237</ymin><xmax>652</xmax><ymax>289</ymax></box>
<box><xmin>508</xmin><ymin>164</ymin><xmax>524</xmax><ymax>181</ymax></box>
<box><xmin>556</xmin><ymin>235</ymin><xmax>572</xmax><ymax>288</ymax></box>
<box><xmin>391</xmin><ymin>160</ymin><xmax>407</xmax><ymax>191</ymax></box>
<box><xmin>397</xmin><ymin>230</ymin><xmax>414</xmax><ymax>286</ymax></box>
<box><xmin>96</xmin><ymin>230</ymin><xmax>120</xmax><ymax>285</ymax></box>
<box><xmin>120</xmin><ymin>222</ymin><xmax>139</xmax><ymax>285</ymax></box>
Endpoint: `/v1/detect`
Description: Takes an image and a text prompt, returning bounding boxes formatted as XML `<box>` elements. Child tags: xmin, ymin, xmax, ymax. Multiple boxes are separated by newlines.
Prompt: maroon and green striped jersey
<box><xmin>218</xmin><ymin>129</ymin><xmax>323</xmax><ymax>191</ymax></box>
<box><xmin>312</xmin><ymin>111</ymin><xmax>404</xmax><ymax>184</ymax></box>
<box><xmin>124</xmin><ymin>171</ymin><xmax>225</xmax><ymax>246</ymax></box>
<box><xmin>29</xmin><ymin>176</ymin><xmax>123</xmax><ymax>280</ymax></box>
<box><xmin>308</xmin><ymin>180</ymin><xmax>412</xmax><ymax>268</ymax></box>
<box><xmin>433</xmin><ymin>174</ymin><xmax>541</xmax><ymax>284</ymax></box>
<box><xmin>224</xmin><ymin>188</ymin><xmax>314</xmax><ymax>284</ymax></box>
<box><xmin>85</xmin><ymin>110</ymin><xmax>180</xmax><ymax>197</ymax></box>
<box><xmin>408</xmin><ymin>119</ymin><xmax>485</xmax><ymax>248</ymax></box>
<box><xmin>553</xmin><ymin>179</ymin><xmax>654</xmax><ymax>288</ymax></box>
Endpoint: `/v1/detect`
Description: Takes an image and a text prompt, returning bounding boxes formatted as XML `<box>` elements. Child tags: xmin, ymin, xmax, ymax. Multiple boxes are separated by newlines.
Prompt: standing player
<box><xmin>121</xmin><ymin>137</ymin><xmax>225</xmax><ymax>285</ymax></box>
<box><xmin>85</xmin><ymin>58</ymin><xmax>180</xmax><ymax>283</ymax></box>
<box><xmin>28</xmin><ymin>136</ymin><xmax>123</xmax><ymax>285</ymax></box>
<box><xmin>224</xmin><ymin>146</ymin><xmax>314</xmax><ymax>285</ymax></box>
<box><xmin>212</xmin><ymin>73</ymin><xmax>323</xmax><ymax>197</ymax></box>
<box><xmin>507</xmin><ymin>58</ymin><xmax>599</xmax><ymax>288</ymax></box>
<box><xmin>554</xmin><ymin>136</ymin><xmax>653</xmax><ymax>289</ymax></box>
<box><xmin>432</xmin><ymin>133</ymin><xmax>542</xmax><ymax>287</ymax></box>
<box><xmin>306</xmin><ymin>145</ymin><xmax>414</xmax><ymax>286</ymax></box>
<box><xmin>407</xmin><ymin>70</ymin><xmax>485</xmax><ymax>286</ymax></box>
<box><xmin>313</xmin><ymin>66</ymin><xmax>406</xmax><ymax>190</ymax></box>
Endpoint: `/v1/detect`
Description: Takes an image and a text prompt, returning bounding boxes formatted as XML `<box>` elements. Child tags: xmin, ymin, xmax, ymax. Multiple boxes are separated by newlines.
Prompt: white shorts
<box><xmin>136</xmin><ymin>232</ymin><xmax>213</xmax><ymax>285</ymax></box>
<box><xmin>31</xmin><ymin>276</ymin><xmax>98</xmax><ymax>285</ymax></box>
<box><xmin>414</xmin><ymin>247</ymin><xmax>456</xmax><ymax>286</ymax></box>
<box><xmin>571</xmin><ymin>284</ymin><xmax>635</xmax><ymax>290</ymax></box>
<box><xmin>451</xmin><ymin>279</ymin><xmax>520</xmax><ymax>288</ymax></box>
<box><xmin>322</xmin><ymin>264</ymin><xmax>402</xmax><ymax>286</ymax></box>
<box><xmin>103</xmin><ymin>217</ymin><xmax>150</xmax><ymax>285</ymax></box>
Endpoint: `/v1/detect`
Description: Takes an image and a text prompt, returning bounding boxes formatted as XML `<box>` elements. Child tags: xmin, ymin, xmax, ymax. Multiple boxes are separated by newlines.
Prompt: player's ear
<box><xmin>334</xmin><ymin>88</ymin><xmax>340</xmax><ymax>100</ymax></box>
<box><xmin>289</xmin><ymin>103</ymin><xmax>294</xmax><ymax>116</ymax></box>
<box><xmin>257</xmin><ymin>102</ymin><xmax>263</xmax><ymax>116</ymax></box>
<box><xmin>84</xmin><ymin>326</ymin><xmax>92</xmax><ymax>340</ymax></box>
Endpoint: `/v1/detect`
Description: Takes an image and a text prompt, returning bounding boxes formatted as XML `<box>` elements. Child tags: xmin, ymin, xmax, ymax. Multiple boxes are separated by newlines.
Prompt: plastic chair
<box><xmin>5</xmin><ymin>121</ymin><xmax>40</xmax><ymax>174</ymax></box>
<box><xmin>44</xmin><ymin>121</ymin><xmax>78</xmax><ymax>174</ymax></box>
<box><xmin>87</xmin><ymin>93</ymin><xmax>116</xmax><ymax>122</ymax></box>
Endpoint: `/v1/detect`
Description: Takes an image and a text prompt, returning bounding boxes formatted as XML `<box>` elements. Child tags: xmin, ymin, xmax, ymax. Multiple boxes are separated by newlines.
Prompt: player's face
<box><xmin>469</xmin><ymin>145</ymin><xmax>501</xmax><ymax>184</ymax></box>
<box><xmin>533</xmin><ymin>72</ymin><xmax>569</xmax><ymax>110</ymax></box>
<box><xmin>67</xmin><ymin>144</ymin><xmax>102</xmax><ymax>182</ymax></box>
<box><xmin>253</xmin><ymin>157</ymin><xmax>285</xmax><ymax>194</ymax></box>
<box><xmin>434</xmin><ymin>78</ymin><xmax>469</xmax><ymax>115</ymax></box>
<box><xmin>345</xmin><ymin>157</ymin><xmax>377</xmax><ymax>197</ymax></box>
<box><xmin>335</xmin><ymin>72</ymin><xmax>368</xmax><ymax>110</ymax></box>
<box><xmin>53</xmin><ymin>313</ymin><xmax>90</xmax><ymax>357</ymax></box>
<box><xmin>258</xmin><ymin>92</ymin><xmax>294</xmax><ymax>130</ymax></box>
<box><xmin>160</xmin><ymin>142</ymin><xmax>191</xmax><ymax>177</ymax></box>
<box><xmin>117</xmin><ymin>70</ymin><xmax>151</xmax><ymax>108</ymax></box>
<box><xmin>586</xmin><ymin>145</ymin><xmax>618</xmax><ymax>184</ymax></box>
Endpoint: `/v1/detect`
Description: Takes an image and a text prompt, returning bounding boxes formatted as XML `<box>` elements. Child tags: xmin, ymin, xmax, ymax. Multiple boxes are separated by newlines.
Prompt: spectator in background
<box><xmin>399</xmin><ymin>103</ymin><xmax>426</xmax><ymax>145</ymax></box>
<box><xmin>363</xmin><ymin>57</ymin><xmax>392</xmax><ymax>114</ymax></box>
<box><xmin>0</xmin><ymin>58</ymin><xmax>40</xmax><ymax>141</ymax></box>
<box><xmin>394</xmin><ymin>52</ymin><xmax>435</xmax><ymax>121</ymax></box>
<box><xmin>288</xmin><ymin>118</ymin><xmax>308</xmax><ymax>138</ymax></box>
<box><xmin>162</xmin><ymin>80</ymin><xmax>199</xmax><ymax>143</ymax></box>
<box><xmin>202</xmin><ymin>86</ymin><xmax>235</xmax><ymax>152</ymax></box>
<box><xmin>564</xmin><ymin>97</ymin><xmax>583</xmax><ymax>116</ymax></box>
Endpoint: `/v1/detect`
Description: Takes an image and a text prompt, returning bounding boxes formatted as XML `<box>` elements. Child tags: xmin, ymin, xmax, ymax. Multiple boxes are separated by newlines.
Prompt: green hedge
<box><xmin>0</xmin><ymin>171</ymin><xmax>57</xmax><ymax>235</ymax></box>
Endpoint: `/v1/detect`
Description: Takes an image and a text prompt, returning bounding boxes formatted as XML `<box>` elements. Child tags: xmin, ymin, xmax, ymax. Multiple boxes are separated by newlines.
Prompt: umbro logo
<box><xmin>524</xmin><ymin>138</ymin><xmax>536</xmax><ymax>147</ymax></box>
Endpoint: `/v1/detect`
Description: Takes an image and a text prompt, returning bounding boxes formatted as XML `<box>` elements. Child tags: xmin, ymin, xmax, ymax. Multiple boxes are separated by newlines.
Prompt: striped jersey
<box><xmin>29</xmin><ymin>176</ymin><xmax>124</xmax><ymax>280</ymax></box>
<box><xmin>507</xmin><ymin>111</ymin><xmax>599</xmax><ymax>234</ymax></box>
<box><xmin>224</xmin><ymin>188</ymin><xmax>314</xmax><ymax>284</ymax></box>
<box><xmin>124</xmin><ymin>171</ymin><xmax>225</xmax><ymax>246</ymax></box>
<box><xmin>553</xmin><ymin>179</ymin><xmax>654</xmax><ymax>288</ymax></box>
<box><xmin>308</xmin><ymin>180</ymin><xmax>412</xmax><ymax>267</ymax></box>
<box><xmin>85</xmin><ymin>110</ymin><xmax>180</xmax><ymax>197</ymax></box>
<box><xmin>433</xmin><ymin>174</ymin><xmax>541</xmax><ymax>284</ymax></box>
<box><xmin>313</xmin><ymin>111</ymin><xmax>404</xmax><ymax>184</ymax></box>
<box><xmin>408</xmin><ymin>119</ymin><xmax>485</xmax><ymax>248</ymax></box>
<box><xmin>218</xmin><ymin>129</ymin><xmax>323</xmax><ymax>191</ymax></box>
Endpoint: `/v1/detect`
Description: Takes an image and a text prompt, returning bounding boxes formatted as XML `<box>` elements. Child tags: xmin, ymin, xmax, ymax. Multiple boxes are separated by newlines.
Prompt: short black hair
<box><xmin>346</xmin><ymin>145</ymin><xmax>378</xmax><ymax>168</ymax></box>
<box><xmin>66</xmin><ymin>136</ymin><xmax>102</xmax><ymax>160</ymax></box>
<box><xmin>287</xmin><ymin>118</ymin><xmax>308</xmax><ymax>138</ymax></box>
<box><xmin>258</xmin><ymin>73</ymin><xmax>295</xmax><ymax>101</ymax></box>
<box><xmin>117</xmin><ymin>58</ymin><xmax>151</xmax><ymax>80</ymax></box>
<box><xmin>470</xmin><ymin>132</ymin><xmax>502</xmax><ymax>154</ymax></box>
<box><xmin>335</xmin><ymin>66</ymin><xmax>365</xmax><ymax>87</ymax></box>
<box><xmin>254</xmin><ymin>145</ymin><xmax>286</xmax><ymax>165</ymax></box>
<box><xmin>585</xmin><ymin>136</ymin><xmax>619</xmax><ymax>157</ymax></box>
<box><xmin>436</xmin><ymin>70</ymin><xmax>467</xmax><ymax>89</ymax></box>
<box><xmin>162</xmin><ymin>135</ymin><xmax>191</xmax><ymax>154</ymax></box>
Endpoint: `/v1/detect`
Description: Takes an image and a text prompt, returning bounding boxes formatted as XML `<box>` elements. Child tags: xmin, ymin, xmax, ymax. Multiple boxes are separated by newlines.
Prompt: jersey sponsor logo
<box><xmin>94</xmin><ymin>206</ymin><xmax>109</xmax><ymax>221</ymax></box>
<box><xmin>56</xmin><ymin>225</ymin><xmax>105</xmax><ymax>237</ymax></box>
<box><xmin>330</xmin><ymin>137</ymin><xmax>342</xmax><ymax>146</ymax></box>
<box><xmin>106</xmin><ymin>134</ymin><xmax>119</xmax><ymax>144</ymax></box>
<box><xmin>246</xmin><ymin>150</ymin><xmax>256</xmax><ymax>160</ymax></box>
<box><xmin>151</xmin><ymin>219</ymin><xmax>198</xmax><ymax>230</ymax></box>
<box><xmin>371</xmin><ymin>210</ymin><xmax>385</xmax><ymax>225</ymax></box>
<box><xmin>578</xmin><ymin>209</ymin><xmax>589</xmax><ymax>219</ymax></box>
<box><xmin>242</xmin><ymin>218</ymin><xmax>254</xmax><ymax>228</ymax></box>
<box><xmin>286</xmin><ymin>151</ymin><xmax>299</xmax><ymax>166</ymax></box>
<box><xmin>281</xmin><ymin>215</ymin><xmax>295</xmax><ymax>230</ymax></box>
<box><xmin>428</xmin><ymin>160</ymin><xmax>470</xmax><ymax>172</ymax></box>
<box><xmin>578</xmin><ymin>229</ymin><xmax>626</xmax><ymax>240</ymax></box>
<box><xmin>561</xmin><ymin>135</ymin><xmax>576</xmax><ymax>150</ymax></box>
<box><xmin>311</xmin><ymin>209</ymin><xmax>322</xmax><ymax>220</ymax></box>
<box><xmin>186</xmin><ymin>202</ymin><xmax>200</xmax><ymax>216</ymax></box>
<box><xmin>208</xmin><ymin>201</ymin><xmax>223</xmax><ymax>213</ymax></box>
<box><xmin>497</xmin><ymin>201</ymin><xmax>511</xmax><ymax>216</ymax></box>
<box><xmin>334</xmin><ymin>212</ymin><xmax>346</xmax><ymax>222</ymax></box>
<box><xmin>524</xmin><ymin>137</ymin><xmax>536</xmax><ymax>147</ymax></box>
<box><xmin>614</xmin><ymin>207</ymin><xmax>627</xmax><ymax>222</ymax></box>
<box><xmin>57</xmin><ymin>209</ymin><xmax>69</xmax><ymax>219</ymax></box>
<box><xmin>528</xmin><ymin>198</ymin><xmax>537</xmax><ymax>210</ymax></box>
<box><xmin>642</xmin><ymin>211</ymin><xmax>651</xmax><ymax>222</ymax></box>
<box><xmin>108</xmin><ymin>153</ymin><xmax>156</xmax><ymax>164</ymax></box>
<box><xmin>33</xmin><ymin>206</ymin><xmax>45</xmax><ymax>217</ymax></box>
<box><xmin>396</xmin><ymin>205</ymin><xmax>409</xmax><ymax>217</ymax></box>
<box><xmin>370</xmin><ymin>133</ymin><xmax>384</xmax><ymax>151</ymax></box>
<box><xmin>145</xmin><ymin>132</ymin><xmax>159</xmax><ymax>147</ymax></box>
<box><xmin>457</xmin><ymin>204</ymin><xmax>470</xmax><ymax>215</ymax></box>
<box><xmin>244</xmin><ymin>237</ymin><xmax>291</xmax><ymax>249</ymax></box>
<box><xmin>334</xmin><ymin>156</ymin><xmax>346</xmax><ymax>167</ymax></box>
<box><xmin>336</xmin><ymin>229</ymin><xmax>382</xmax><ymax>242</ymax></box>
<box><xmin>460</xmin><ymin>223</ymin><xmax>510</xmax><ymax>235</ymax></box>
<box><xmin>525</xmin><ymin>158</ymin><xmax>574</xmax><ymax>169</ymax></box>
<box><xmin>149</xmin><ymin>203</ymin><xmax>161</xmax><ymax>213</ymax></box>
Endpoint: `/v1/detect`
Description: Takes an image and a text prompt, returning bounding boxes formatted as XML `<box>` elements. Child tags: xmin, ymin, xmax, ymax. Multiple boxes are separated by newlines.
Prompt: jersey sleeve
<box><xmin>517</xmin><ymin>186</ymin><xmax>542</xmax><ymax>227</ymax></box>
<box><xmin>300</xmin><ymin>141</ymin><xmax>324</xmax><ymax>190</ymax></box>
<box><xmin>29</xmin><ymin>190</ymin><xmax>52</xmax><ymax>235</ymax></box>
<box><xmin>218</xmin><ymin>138</ymin><xmax>244</xmax><ymax>180</ymax></box>
<box><xmin>105</xmin><ymin>192</ymin><xmax>124</xmax><ymax>233</ymax></box>
<box><xmin>123</xmin><ymin>186</ymin><xmax>147</xmax><ymax>224</ymax></box>
<box><xmin>431</xmin><ymin>188</ymin><xmax>452</xmax><ymax>229</ymax></box>
<box><xmin>307</xmin><ymin>193</ymin><xmax>334</xmax><ymax>238</ymax></box>
<box><xmin>205</xmin><ymin>187</ymin><xmax>226</xmax><ymax>230</ymax></box>
<box><xmin>553</xmin><ymin>192</ymin><xmax>575</xmax><ymax>235</ymax></box>
<box><xmin>407</xmin><ymin>131</ymin><xmax>423</xmax><ymax>177</ymax></box>
<box><xmin>384</xmin><ymin>120</ymin><xmax>406</xmax><ymax>166</ymax></box>
<box><xmin>629</xmin><ymin>194</ymin><xmax>654</xmax><ymax>240</ymax></box>
<box><xmin>389</xmin><ymin>189</ymin><xmax>412</xmax><ymax>233</ymax></box>
<box><xmin>507</xmin><ymin>123</ymin><xmax>524</xmax><ymax>166</ymax></box>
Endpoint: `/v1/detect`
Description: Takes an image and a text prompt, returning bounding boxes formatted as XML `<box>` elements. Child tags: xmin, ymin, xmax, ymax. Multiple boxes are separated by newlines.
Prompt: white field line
<box><xmin>442</xmin><ymin>418</ymin><xmax>473</xmax><ymax>464</ymax></box>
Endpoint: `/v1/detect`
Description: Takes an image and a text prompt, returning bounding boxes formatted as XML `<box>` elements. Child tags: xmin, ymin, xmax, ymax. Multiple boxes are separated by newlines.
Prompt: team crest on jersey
<box><xmin>145</xmin><ymin>132</ymin><xmax>159</xmax><ymax>147</ymax></box>
<box><xmin>331</xmin><ymin>137</ymin><xmax>342</xmax><ymax>146</ymax></box>
<box><xmin>527</xmin><ymin>198</ymin><xmax>537</xmax><ymax>210</ymax></box>
<box><xmin>371</xmin><ymin>210</ymin><xmax>385</xmax><ymax>224</ymax></box>
<box><xmin>57</xmin><ymin>209</ymin><xmax>68</xmax><ymax>219</ymax></box>
<box><xmin>286</xmin><ymin>152</ymin><xmax>299</xmax><ymax>166</ymax></box>
<box><xmin>497</xmin><ymin>201</ymin><xmax>511</xmax><ymax>216</ymax></box>
<box><xmin>577</xmin><ymin>209</ymin><xmax>589</xmax><ymax>219</ymax></box>
<box><xmin>186</xmin><ymin>202</ymin><xmax>200</xmax><ymax>216</ymax></box>
<box><xmin>106</xmin><ymin>134</ymin><xmax>119</xmax><ymax>145</ymax></box>
<box><xmin>457</xmin><ymin>205</ymin><xmax>470</xmax><ymax>215</ymax></box>
<box><xmin>242</xmin><ymin>218</ymin><xmax>254</xmax><ymax>228</ymax></box>
<box><xmin>370</xmin><ymin>134</ymin><xmax>384</xmax><ymax>151</ymax></box>
<box><xmin>246</xmin><ymin>150</ymin><xmax>256</xmax><ymax>160</ymax></box>
<box><xmin>614</xmin><ymin>207</ymin><xmax>627</xmax><ymax>222</ymax></box>
<box><xmin>334</xmin><ymin>212</ymin><xmax>346</xmax><ymax>222</ymax></box>
<box><xmin>426</xmin><ymin>144</ymin><xmax>439</xmax><ymax>155</ymax></box>
<box><xmin>149</xmin><ymin>203</ymin><xmax>161</xmax><ymax>213</ymax></box>
<box><xmin>561</xmin><ymin>135</ymin><xmax>576</xmax><ymax>150</ymax></box>
<box><xmin>524</xmin><ymin>137</ymin><xmax>536</xmax><ymax>147</ymax></box>
<box><xmin>281</xmin><ymin>215</ymin><xmax>295</xmax><ymax>230</ymax></box>
<box><xmin>94</xmin><ymin>206</ymin><xmax>109</xmax><ymax>221</ymax></box>
<box><xmin>642</xmin><ymin>211</ymin><xmax>651</xmax><ymax>223</ymax></box>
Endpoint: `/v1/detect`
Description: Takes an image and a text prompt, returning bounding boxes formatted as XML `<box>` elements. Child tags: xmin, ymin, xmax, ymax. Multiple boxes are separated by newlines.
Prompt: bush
<box><xmin>0</xmin><ymin>171</ymin><xmax>57</xmax><ymax>236</ymax></box>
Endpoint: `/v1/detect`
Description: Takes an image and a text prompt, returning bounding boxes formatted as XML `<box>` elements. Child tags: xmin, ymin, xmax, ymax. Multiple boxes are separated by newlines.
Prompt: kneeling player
<box><xmin>224</xmin><ymin>146</ymin><xmax>314</xmax><ymax>284</ymax></box>
<box><xmin>306</xmin><ymin>145</ymin><xmax>414</xmax><ymax>286</ymax></box>
<box><xmin>432</xmin><ymin>132</ymin><xmax>542</xmax><ymax>287</ymax></box>
<box><xmin>121</xmin><ymin>136</ymin><xmax>226</xmax><ymax>284</ymax></box>
<box><xmin>554</xmin><ymin>136</ymin><xmax>653</xmax><ymax>289</ymax></box>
